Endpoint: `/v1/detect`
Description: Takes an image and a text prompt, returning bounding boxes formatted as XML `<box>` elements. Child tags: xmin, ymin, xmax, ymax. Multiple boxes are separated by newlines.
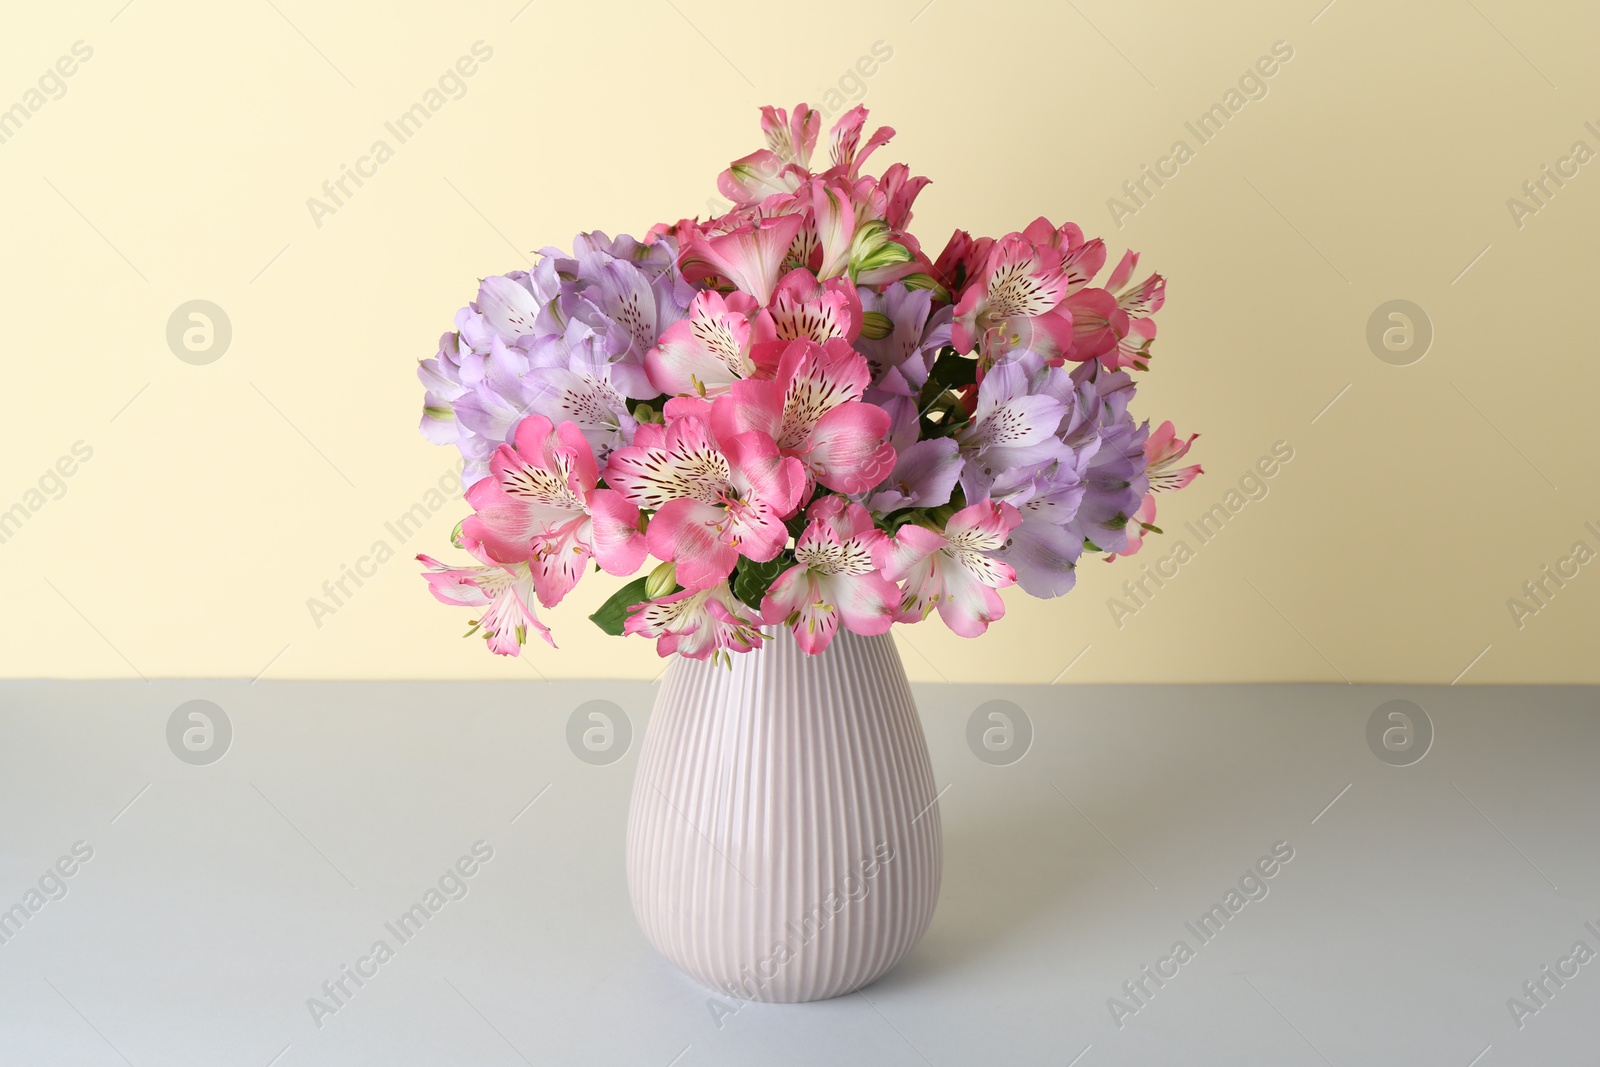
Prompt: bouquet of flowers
<box><xmin>416</xmin><ymin>104</ymin><xmax>1200</xmax><ymax>664</ymax></box>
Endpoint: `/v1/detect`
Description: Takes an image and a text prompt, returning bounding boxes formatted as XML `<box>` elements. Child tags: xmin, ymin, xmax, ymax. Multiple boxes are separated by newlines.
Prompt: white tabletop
<box><xmin>0</xmin><ymin>681</ymin><xmax>1594</xmax><ymax>1066</ymax></box>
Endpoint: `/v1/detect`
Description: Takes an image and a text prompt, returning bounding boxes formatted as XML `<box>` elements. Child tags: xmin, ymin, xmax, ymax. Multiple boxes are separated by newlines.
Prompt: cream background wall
<box><xmin>1</xmin><ymin>0</ymin><xmax>1595</xmax><ymax>683</ymax></box>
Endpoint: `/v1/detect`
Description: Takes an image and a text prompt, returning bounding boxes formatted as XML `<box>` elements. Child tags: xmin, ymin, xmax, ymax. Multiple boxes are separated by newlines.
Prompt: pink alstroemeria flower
<box><xmin>764</xmin><ymin>269</ymin><xmax>862</xmax><ymax>347</ymax></box>
<box><xmin>604</xmin><ymin>416</ymin><xmax>805</xmax><ymax>591</ymax></box>
<box><xmin>459</xmin><ymin>415</ymin><xmax>644</xmax><ymax>607</ymax></box>
<box><xmin>1145</xmin><ymin>420</ymin><xmax>1202</xmax><ymax>491</ymax></box>
<box><xmin>951</xmin><ymin>235</ymin><xmax>1075</xmax><ymax>364</ymax></box>
<box><xmin>418</xmin><ymin>554</ymin><xmax>554</xmax><ymax>655</ymax></box>
<box><xmin>1106</xmin><ymin>422</ymin><xmax>1198</xmax><ymax>561</ymax></box>
<box><xmin>1108</xmin><ymin>250</ymin><xmax>1167</xmax><ymax>320</ymax></box>
<box><xmin>761</xmin><ymin>497</ymin><xmax>898</xmax><ymax>654</ymax></box>
<box><xmin>809</xmin><ymin>179</ymin><xmax>857</xmax><ymax>280</ymax></box>
<box><xmin>678</xmin><ymin>215</ymin><xmax>807</xmax><ymax>307</ymax></box>
<box><xmin>1101</xmin><ymin>249</ymin><xmax>1166</xmax><ymax>370</ymax></box>
<box><xmin>712</xmin><ymin>338</ymin><xmax>896</xmax><ymax>495</ymax></box>
<box><xmin>884</xmin><ymin>501</ymin><xmax>1021</xmax><ymax>638</ymax></box>
<box><xmin>1021</xmin><ymin>217</ymin><xmax>1108</xmax><ymax>295</ymax></box>
<box><xmin>1106</xmin><ymin>317</ymin><xmax>1157</xmax><ymax>372</ymax></box>
<box><xmin>761</xmin><ymin>103</ymin><xmax>821</xmax><ymax>168</ymax></box>
<box><xmin>827</xmin><ymin>105</ymin><xmax>895</xmax><ymax>179</ymax></box>
<box><xmin>1105</xmin><ymin>493</ymin><xmax>1159</xmax><ymax>562</ymax></box>
<box><xmin>644</xmin><ymin>289</ymin><xmax>771</xmax><ymax>396</ymax></box>
<box><xmin>932</xmin><ymin>230</ymin><xmax>995</xmax><ymax>297</ymax></box>
<box><xmin>717</xmin><ymin>103</ymin><xmax>820</xmax><ymax>207</ymax></box>
<box><xmin>624</xmin><ymin>582</ymin><xmax>765</xmax><ymax>663</ymax></box>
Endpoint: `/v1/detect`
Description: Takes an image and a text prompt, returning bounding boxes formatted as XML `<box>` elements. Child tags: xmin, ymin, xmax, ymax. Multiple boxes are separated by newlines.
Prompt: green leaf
<box><xmin>916</xmin><ymin>346</ymin><xmax>978</xmax><ymax>410</ymax></box>
<box><xmin>589</xmin><ymin>576</ymin><xmax>652</xmax><ymax>636</ymax></box>
<box><xmin>731</xmin><ymin>555</ymin><xmax>787</xmax><ymax>609</ymax></box>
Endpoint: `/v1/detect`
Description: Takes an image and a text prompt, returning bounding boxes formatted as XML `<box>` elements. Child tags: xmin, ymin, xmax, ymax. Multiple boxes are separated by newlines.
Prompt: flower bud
<box><xmin>899</xmin><ymin>273</ymin><xmax>950</xmax><ymax>302</ymax></box>
<box><xmin>644</xmin><ymin>561</ymin><xmax>678</xmax><ymax>599</ymax></box>
<box><xmin>848</xmin><ymin>219</ymin><xmax>913</xmax><ymax>280</ymax></box>
<box><xmin>859</xmin><ymin>310</ymin><xmax>893</xmax><ymax>340</ymax></box>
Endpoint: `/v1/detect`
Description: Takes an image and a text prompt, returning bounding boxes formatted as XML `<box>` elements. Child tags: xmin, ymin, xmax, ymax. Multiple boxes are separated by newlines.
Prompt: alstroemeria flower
<box><xmin>1105</xmin><ymin>493</ymin><xmax>1158</xmax><ymax>562</ymax></box>
<box><xmin>1021</xmin><ymin>217</ymin><xmax>1107</xmax><ymax>295</ymax></box>
<box><xmin>955</xmin><ymin>360</ymin><xmax>1070</xmax><ymax>504</ymax></box>
<box><xmin>1100</xmin><ymin>249</ymin><xmax>1166</xmax><ymax>370</ymax></box>
<box><xmin>993</xmin><ymin>459</ymin><xmax>1091</xmax><ymax>598</ymax></box>
<box><xmin>874</xmin><ymin>162</ymin><xmax>931</xmax><ymax>233</ymax></box>
<box><xmin>624</xmin><ymin>582</ymin><xmax>765</xmax><ymax>663</ymax></box>
<box><xmin>761</xmin><ymin>497</ymin><xmax>898</xmax><ymax>653</ymax></box>
<box><xmin>1101</xmin><ymin>421</ymin><xmax>1197</xmax><ymax>563</ymax></box>
<box><xmin>460</xmin><ymin>415</ymin><xmax>645</xmax><ymax>606</ymax></box>
<box><xmin>883</xmin><ymin>501</ymin><xmax>1021</xmax><ymax>638</ymax></box>
<box><xmin>863</xmin><ymin>437</ymin><xmax>962</xmax><ymax>515</ymax></box>
<box><xmin>855</xmin><ymin>282</ymin><xmax>948</xmax><ymax>395</ymax></box>
<box><xmin>712</xmin><ymin>338</ymin><xmax>896</xmax><ymax>494</ymax></box>
<box><xmin>809</xmin><ymin>179</ymin><xmax>857</xmax><ymax>280</ymax></box>
<box><xmin>1058</xmin><ymin>287</ymin><xmax>1129</xmax><ymax>366</ymax></box>
<box><xmin>761</xmin><ymin>269</ymin><xmax>862</xmax><ymax>349</ymax></box>
<box><xmin>418</xmin><ymin>554</ymin><xmax>554</xmax><ymax>655</ymax></box>
<box><xmin>1016</xmin><ymin>217</ymin><xmax>1132</xmax><ymax>364</ymax></box>
<box><xmin>678</xmin><ymin>215</ymin><xmax>807</xmax><ymax>306</ymax></box>
<box><xmin>951</xmin><ymin>234</ymin><xmax>1074</xmax><ymax>363</ymax></box>
<box><xmin>519</xmin><ymin>328</ymin><xmax>648</xmax><ymax>462</ymax></box>
<box><xmin>1144</xmin><ymin>421</ymin><xmax>1201</xmax><ymax>491</ymax></box>
<box><xmin>475</xmin><ymin>273</ymin><xmax>548</xmax><ymax>343</ymax></box>
<box><xmin>645</xmin><ymin>289</ymin><xmax>769</xmax><ymax>396</ymax></box>
<box><xmin>761</xmin><ymin>103</ymin><xmax>821</xmax><ymax>168</ymax></box>
<box><xmin>604</xmin><ymin>416</ymin><xmax>805</xmax><ymax>591</ymax></box>
<box><xmin>1109</xmin><ymin>250</ymin><xmax>1167</xmax><ymax>319</ymax></box>
<box><xmin>718</xmin><ymin>149</ymin><xmax>803</xmax><ymax>207</ymax></box>
<box><xmin>827</xmin><ymin>105</ymin><xmax>895</xmax><ymax>179</ymax></box>
<box><xmin>1106</xmin><ymin>316</ymin><xmax>1157</xmax><ymax>372</ymax></box>
<box><xmin>717</xmin><ymin>104</ymin><xmax>820</xmax><ymax>208</ymax></box>
<box><xmin>932</xmin><ymin>230</ymin><xmax>995</xmax><ymax>297</ymax></box>
<box><xmin>1062</xmin><ymin>369</ymin><xmax>1150</xmax><ymax>556</ymax></box>
<box><xmin>861</xmin><ymin>391</ymin><xmax>962</xmax><ymax>514</ymax></box>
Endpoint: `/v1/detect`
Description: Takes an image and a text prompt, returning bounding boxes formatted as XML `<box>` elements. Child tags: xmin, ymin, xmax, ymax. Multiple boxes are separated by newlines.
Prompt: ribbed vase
<box><xmin>626</xmin><ymin>629</ymin><xmax>942</xmax><ymax>1003</ymax></box>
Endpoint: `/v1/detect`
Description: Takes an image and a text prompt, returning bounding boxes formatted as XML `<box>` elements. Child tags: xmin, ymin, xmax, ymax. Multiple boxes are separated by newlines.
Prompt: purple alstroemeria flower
<box><xmin>855</xmin><ymin>282</ymin><xmax>951</xmax><ymax>395</ymax></box>
<box><xmin>956</xmin><ymin>360</ymin><xmax>1070</xmax><ymax>505</ymax></box>
<box><xmin>993</xmin><ymin>456</ymin><xmax>1092</xmax><ymax>598</ymax></box>
<box><xmin>865</xmin><ymin>437</ymin><xmax>963</xmax><ymax>515</ymax></box>
<box><xmin>420</xmin><ymin>234</ymin><xmax>692</xmax><ymax>481</ymax></box>
<box><xmin>859</xmin><ymin>391</ymin><xmax>961</xmax><ymax>515</ymax></box>
<box><xmin>521</xmin><ymin>326</ymin><xmax>644</xmax><ymax>464</ymax></box>
<box><xmin>1060</xmin><ymin>363</ymin><xmax>1150</xmax><ymax>555</ymax></box>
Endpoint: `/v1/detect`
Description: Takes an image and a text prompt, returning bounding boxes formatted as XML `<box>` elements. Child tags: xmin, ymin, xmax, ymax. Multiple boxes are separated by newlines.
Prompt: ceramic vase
<box><xmin>625</xmin><ymin>629</ymin><xmax>942</xmax><ymax>1003</ymax></box>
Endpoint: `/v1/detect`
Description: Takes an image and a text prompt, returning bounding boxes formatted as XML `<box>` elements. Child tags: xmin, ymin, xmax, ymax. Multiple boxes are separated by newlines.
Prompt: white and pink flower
<box><xmin>761</xmin><ymin>497</ymin><xmax>898</xmax><ymax>653</ymax></box>
<box><xmin>884</xmin><ymin>501</ymin><xmax>1022</xmax><ymax>638</ymax></box>
<box><xmin>604</xmin><ymin>415</ymin><xmax>805</xmax><ymax>591</ymax></box>
<box><xmin>712</xmin><ymin>338</ymin><xmax>896</xmax><ymax>494</ymax></box>
<box><xmin>418</xmin><ymin>554</ymin><xmax>553</xmax><ymax>655</ymax></box>
<box><xmin>645</xmin><ymin>289</ymin><xmax>769</xmax><ymax>397</ymax></box>
<box><xmin>1144</xmin><ymin>420</ymin><xmax>1201</xmax><ymax>492</ymax></box>
<box><xmin>624</xmin><ymin>582</ymin><xmax>766</xmax><ymax>663</ymax></box>
<box><xmin>951</xmin><ymin>234</ymin><xmax>1075</xmax><ymax>365</ymax></box>
<box><xmin>460</xmin><ymin>414</ymin><xmax>644</xmax><ymax>607</ymax></box>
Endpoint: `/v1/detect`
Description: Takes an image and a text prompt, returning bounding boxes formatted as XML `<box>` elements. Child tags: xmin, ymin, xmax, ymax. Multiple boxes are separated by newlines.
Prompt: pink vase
<box><xmin>626</xmin><ymin>629</ymin><xmax>943</xmax><ymax>1003</ymax></box>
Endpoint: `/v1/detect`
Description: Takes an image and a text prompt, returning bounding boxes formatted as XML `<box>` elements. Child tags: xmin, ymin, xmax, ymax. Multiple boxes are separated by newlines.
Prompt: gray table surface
<box><xmin>0</xmin><ymin>681</ymin><xmax>1595</xmax><ymax>1066</ymax></box>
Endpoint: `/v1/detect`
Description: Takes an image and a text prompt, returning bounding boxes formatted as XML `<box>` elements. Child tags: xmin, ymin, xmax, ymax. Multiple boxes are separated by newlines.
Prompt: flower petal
<box><xmin>647</xmin><ymin>498</ymin><xmax>739</xmax><ymax>591</ymax></box>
